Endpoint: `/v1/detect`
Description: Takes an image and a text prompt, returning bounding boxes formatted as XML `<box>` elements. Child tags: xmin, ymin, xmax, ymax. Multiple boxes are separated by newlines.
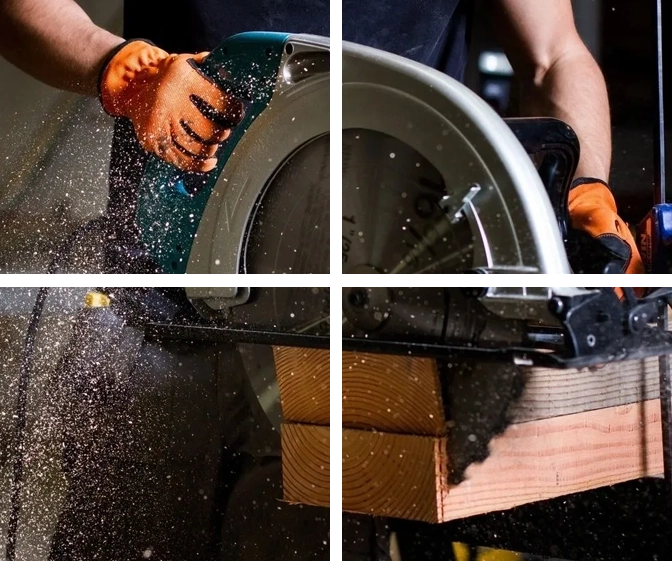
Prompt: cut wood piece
<box><xmin>343</xmin><ymin>352</ymin><xmax>663</xmax><ymax>434</ymax></box>
<box><xmin>343</xmin><ymin>428</ymin><xmax>450</xmax><ymax>523</ymax></box>
<box><xmin>443</xmin><ymin>398</ymin><xmax>663</xmax><ymax>521</ymax></box>
<box><xmin>342</xmin><ymin>399</ymin><xmax>663</xmax><ymax>523</ymax></box>
<box><xmin>342</xmin><ymin>352</ymin><xmax>446</xmax><ymax>435</ymax></box>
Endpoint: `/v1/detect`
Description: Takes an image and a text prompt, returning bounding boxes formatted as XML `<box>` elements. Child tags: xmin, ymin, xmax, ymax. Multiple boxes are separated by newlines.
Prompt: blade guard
<box><xmin>135</xmin><ymin>32</ymin><xmax>290</xmax><ymax>273</ymax></box>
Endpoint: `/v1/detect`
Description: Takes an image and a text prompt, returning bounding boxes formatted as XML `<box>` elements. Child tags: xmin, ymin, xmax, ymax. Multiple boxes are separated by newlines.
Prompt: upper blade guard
<box><xmin>180</xmin><ymin>36</ymin><xmax>571</xmax><ymax>325</ymax></box>
<box><xmin>138</xmin><ymin>34</ymin><xmax>571</xmax><ymax>327</ymax></box>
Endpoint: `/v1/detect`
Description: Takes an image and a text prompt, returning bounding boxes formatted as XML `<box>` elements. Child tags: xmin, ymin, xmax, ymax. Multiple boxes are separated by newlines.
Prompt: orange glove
<box><xmin>569</xmin><ymin>178</ymin><xmax>646</xmax><ymax>297</ymax></box>
<box><xmin>99</xmin><ymin>40</ymin><xmax>244</xmax><ymax>172</ymax></box>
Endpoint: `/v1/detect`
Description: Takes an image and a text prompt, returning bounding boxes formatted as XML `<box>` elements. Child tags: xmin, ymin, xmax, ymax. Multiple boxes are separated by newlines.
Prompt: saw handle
<box><xmin>505</xmin><ymin>117</ymin><xmax>580</xmax><ymax>240</ymax></box>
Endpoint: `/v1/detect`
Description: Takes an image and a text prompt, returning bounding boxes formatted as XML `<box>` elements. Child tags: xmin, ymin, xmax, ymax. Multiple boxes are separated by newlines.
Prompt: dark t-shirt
<box><xmin>108</xmin><ymin>0</ymin><xmax>471</xmax><ymax>272</ymax></box>
<box><xmin>123</xmin><ymin>0</ymin><xmax>470</xmax><ymax>77</ymax></box>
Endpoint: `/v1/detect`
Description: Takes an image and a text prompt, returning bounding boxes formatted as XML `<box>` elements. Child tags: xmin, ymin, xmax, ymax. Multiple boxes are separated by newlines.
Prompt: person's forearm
<box><xmin>0</xmin><ymin>0</ymin><xmax>124</xmax><ymax>96</ymax></box>
<box><xmin>519</xmin><ymin>47</ymin><xmax>611</xmax><ymax>182</ymax></box>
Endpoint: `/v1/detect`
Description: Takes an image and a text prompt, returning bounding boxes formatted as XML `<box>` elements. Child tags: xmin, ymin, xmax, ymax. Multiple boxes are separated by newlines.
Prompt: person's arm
<box><xmin>492</xmin><ymin>0</ymin><xmax>610</xmax><ymax>181</ymax></box>
<box><xmin>491</xmin><ymin>0</ymin><xmax>644</xmax><ymax>274</ymax></box>
<box><xmin>0</xmin><ymin>0</ymin><xmax>124</xmax><ymax>96</ymax></box>
<box><xmin>0</xmin><ymin>0</ymin><xmax>242</xmax><ymax>172</ymax></box>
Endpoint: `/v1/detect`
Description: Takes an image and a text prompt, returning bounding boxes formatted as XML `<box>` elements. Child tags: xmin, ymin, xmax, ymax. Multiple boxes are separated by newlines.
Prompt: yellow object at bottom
<box><xmin>453</xmin><ymin>543</ymin><xmax>523</xmax><ymax>561</ymax></box>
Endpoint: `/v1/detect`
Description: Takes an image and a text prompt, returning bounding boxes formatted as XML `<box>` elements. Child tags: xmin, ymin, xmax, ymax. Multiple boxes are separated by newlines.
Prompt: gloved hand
<box><xmin>99</xmin><ymin>40</ymin><xmax>244</xmax><ymax>172</ymax></box>
<box><xmin>569</xmin><ymin>178</ymin><xmax>646</xmax><ymax>297</ymax></box>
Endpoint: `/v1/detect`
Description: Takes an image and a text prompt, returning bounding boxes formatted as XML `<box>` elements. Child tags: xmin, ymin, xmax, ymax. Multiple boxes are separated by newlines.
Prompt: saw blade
<box><xmin>230</xmin><ymin>129</ymin><xmax>515</xmax><ymax>442</ymax></box>
<box><xmin>342</xmin><ymin>129</ymin><xmax>475</xmax><ymax>274</ymax></box>
<box><xmin>230</xmin><ymin>129</ymin><xmax>474</xmax><ymax>338</ymax></box>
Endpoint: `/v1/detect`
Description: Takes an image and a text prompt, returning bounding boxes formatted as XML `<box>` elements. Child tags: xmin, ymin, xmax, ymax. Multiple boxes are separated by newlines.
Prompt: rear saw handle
<box><xmin>505</xmin><ymin>117</ymin><xmax>580</xmax><ymax>240</ymax></box>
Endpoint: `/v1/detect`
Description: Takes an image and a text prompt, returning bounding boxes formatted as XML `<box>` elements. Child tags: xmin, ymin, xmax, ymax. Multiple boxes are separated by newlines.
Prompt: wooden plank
<box><xmin>343</xmin><ymin>428</ymin><xmax>449</xmax><ymax>523</ymax></box>
<box><xmin>512</xmin><ymin>358</ymin><xmax>660</xmax><ymax>422</ymax></box>
<box><xmin>343</xmin><ymin>352</ymin><xmax>661</xmax><ymax>430</ymax></box>
<box><xmin>342</xmin><ymin>306</ymin><xmax>670</xmax><ymax>522</ymax></box>
<box><xmin>441</xmin><ymin>398</ymin><xmax>663</xmax><ymax>521</ymax></box>
<box><xmin>342</xmin><ymin>352</ymin><xmax>446</xmax><ymax>435</ymax></box>
<box><xmin>342</xmin><ymin>400</ymin><xmax>663</xmax><ymax>523</ymax></box>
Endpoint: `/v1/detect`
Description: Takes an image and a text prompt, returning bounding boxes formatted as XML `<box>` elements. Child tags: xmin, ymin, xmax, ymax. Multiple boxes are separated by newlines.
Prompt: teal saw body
<box><xmin>136</xmin><ymin>32</ymin><xmax>285</xmax><ymax>272</ymax></box>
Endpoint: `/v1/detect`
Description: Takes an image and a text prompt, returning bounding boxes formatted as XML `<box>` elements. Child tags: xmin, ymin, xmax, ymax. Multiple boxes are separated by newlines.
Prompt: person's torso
<box><xmin>124</xmin><ymin>0</ymin><xmax>471</xmax><ymax>80</ymax></box>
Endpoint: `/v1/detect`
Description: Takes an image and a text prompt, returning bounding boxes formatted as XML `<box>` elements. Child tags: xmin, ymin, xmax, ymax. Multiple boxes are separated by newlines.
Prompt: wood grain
<box><xmin>343</xmin><ymin>428</ymin><xmax>449</xmax><ymax>523</ymax></box>
<box><xmin>343</xmin><ymin>352</ymin><xmax>446</xmax><ymax>435</ymax></box>
<box><xmin>274</xmin><ymin>346</ymin><xmax>329</xmax><ymax>425</ymax></box>
<box><xmin>511</xmin><ymin>357</ymin><xmax>659</xmax><ymax>422</ymax></box>
<box><xmin>441</xmin><ymin>398</ymin><xmax>663</xmax><ymax>521</ymax></box>
<box><xmin>342</xmin><ymin>399</ymin><xmax>663</xmax><ymax>522</ymax></box>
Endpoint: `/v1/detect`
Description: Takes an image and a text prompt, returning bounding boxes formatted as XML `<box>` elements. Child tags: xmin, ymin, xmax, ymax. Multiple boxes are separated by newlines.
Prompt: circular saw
<box><xmin>137</xmin><ymin>33</ymin><xmax>670</xmax><ymax>367</ymax></box>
